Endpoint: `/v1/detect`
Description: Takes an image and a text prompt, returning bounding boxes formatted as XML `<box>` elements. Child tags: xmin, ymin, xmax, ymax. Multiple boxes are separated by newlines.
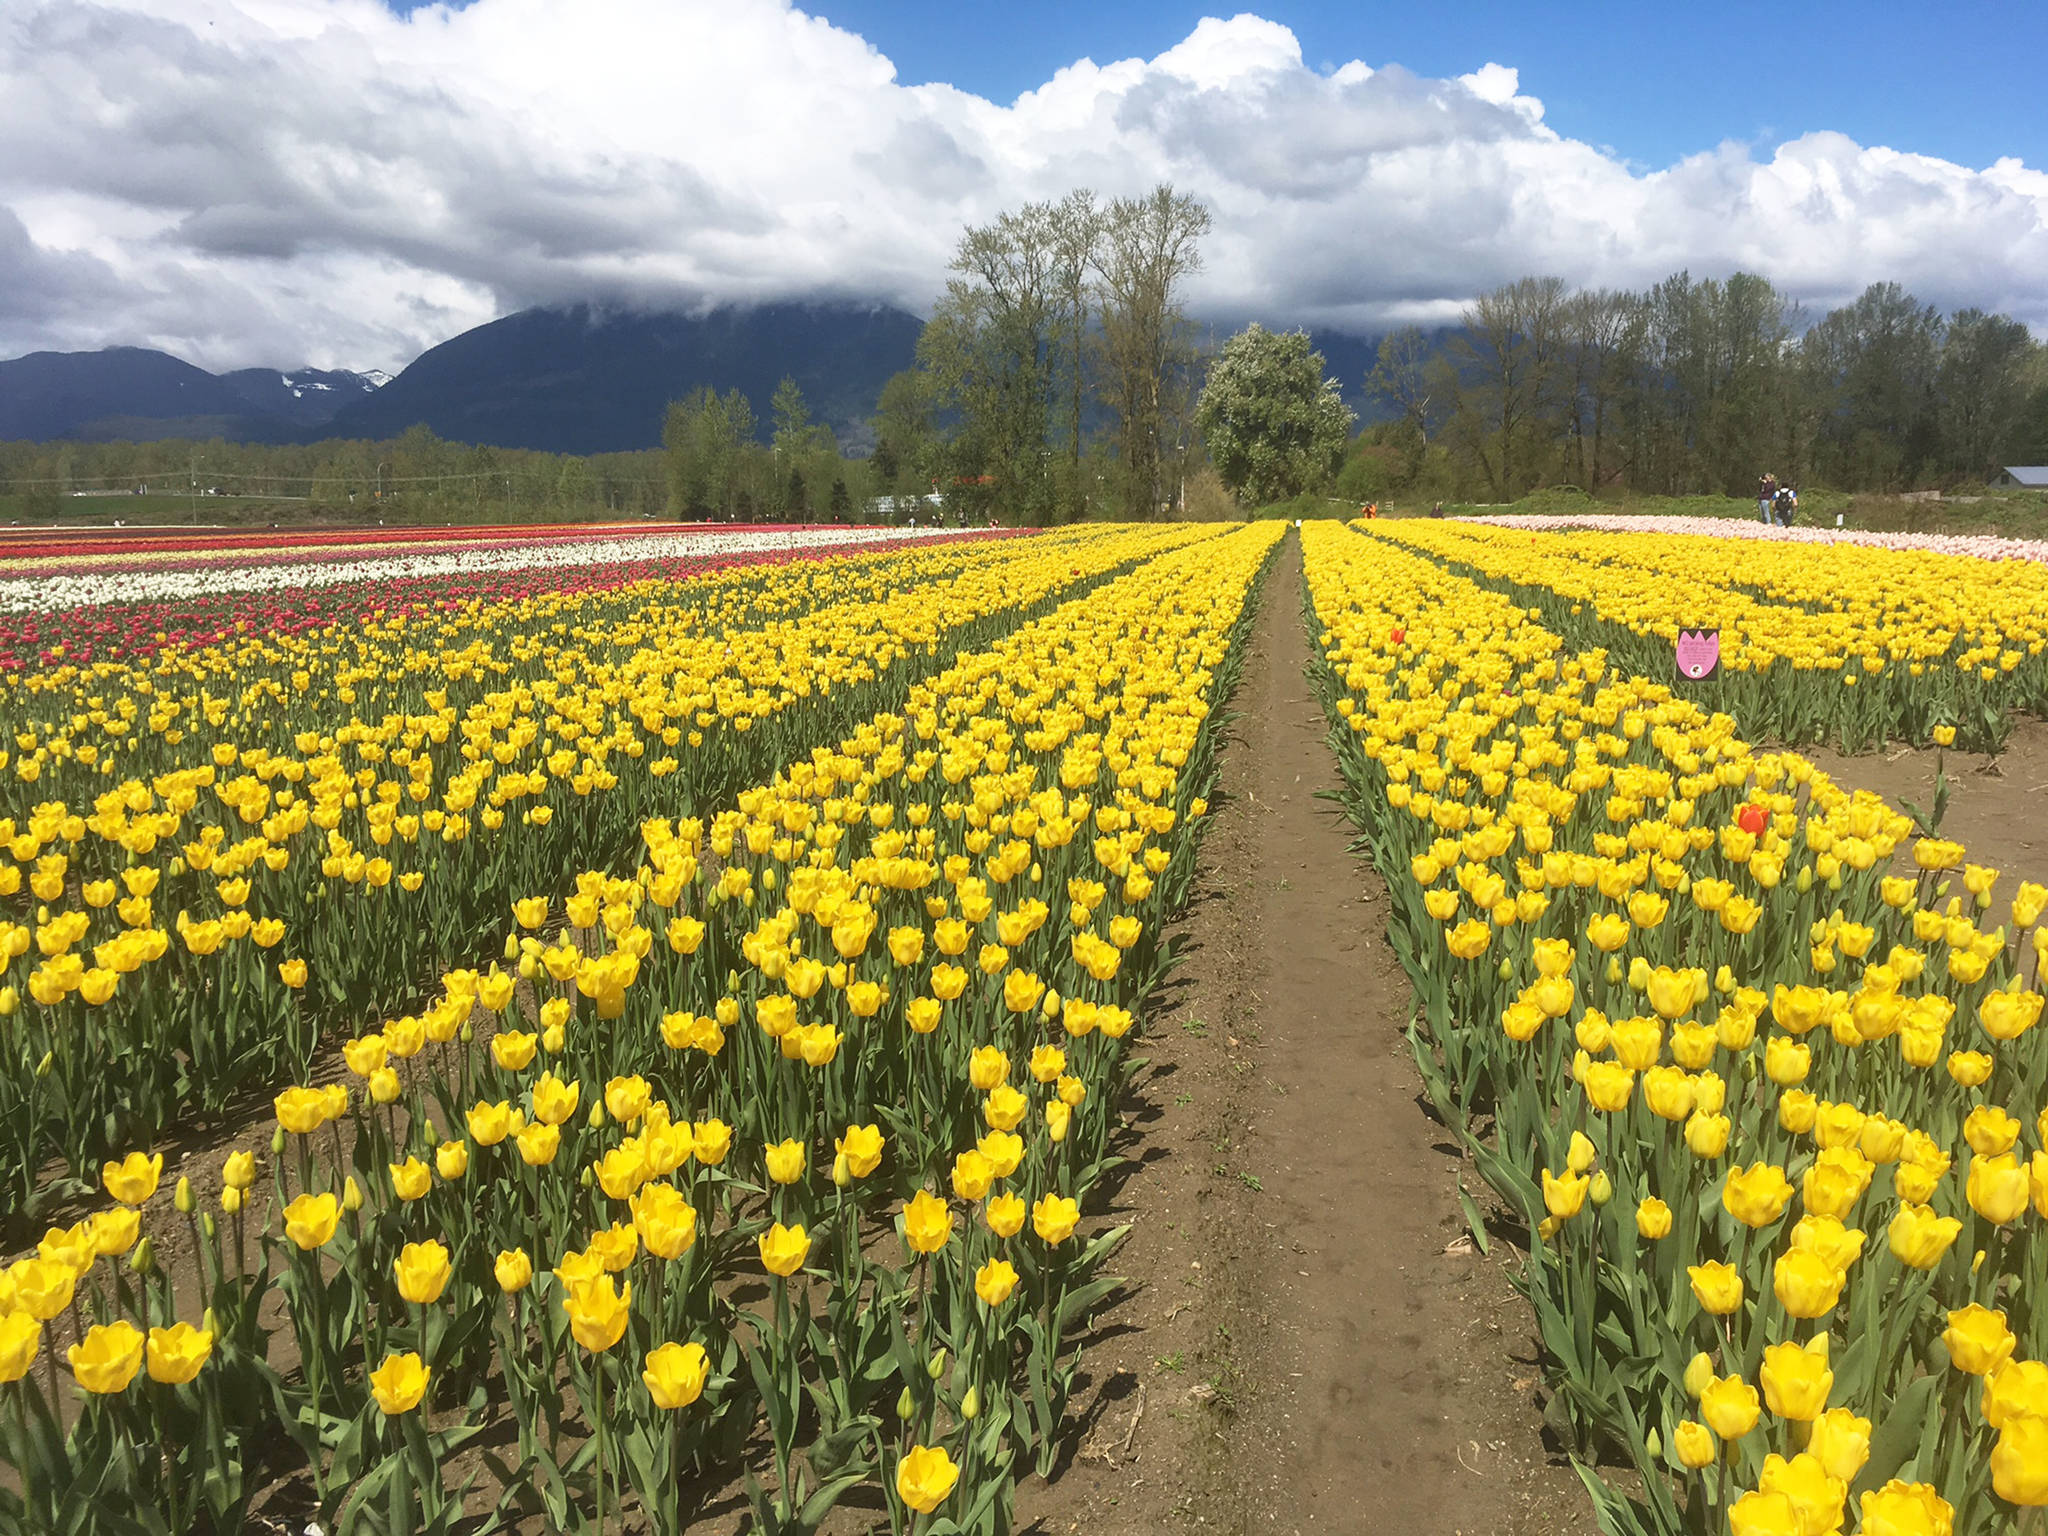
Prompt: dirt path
<box><xmin>1020</xmin><ymin>532</ymin><xmax>1591</xmax><ymax>1536</ymax></box>
<box><xmin>1805</xmin><ymin>716</ymin><xmax>2048</xmax><ymax>897</ymax></box>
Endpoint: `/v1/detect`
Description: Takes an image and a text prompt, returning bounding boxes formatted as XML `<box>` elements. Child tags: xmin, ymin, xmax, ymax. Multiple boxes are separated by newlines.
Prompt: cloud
<box><xmin>2</xmin><ymin>1</ymin><xmax>2045</xmax><ymax>372</ymax></box>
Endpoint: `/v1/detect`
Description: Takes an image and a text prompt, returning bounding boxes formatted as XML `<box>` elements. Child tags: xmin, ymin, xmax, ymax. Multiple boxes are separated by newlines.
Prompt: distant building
<box><xmin>1995</xmin><ymin>466</ymin><xmax>2048</xmax><ymax>488</ymax></box>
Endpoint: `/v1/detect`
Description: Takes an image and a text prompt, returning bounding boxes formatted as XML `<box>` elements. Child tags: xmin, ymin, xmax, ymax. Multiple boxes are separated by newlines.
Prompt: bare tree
<box><xmin>1048</xmin><ymin>190</ymin><xmax>1101</xmax><ymax>519</ymax></box>
<box><xmin>1443</xmin><ymin>277</ymin><xmax>1568</xmax><ymax>500</ymax></box>
<box><xmin>1094</xmin><ymin>185</ymin><xmax>1212</xmax><ymax>517</ymax></box>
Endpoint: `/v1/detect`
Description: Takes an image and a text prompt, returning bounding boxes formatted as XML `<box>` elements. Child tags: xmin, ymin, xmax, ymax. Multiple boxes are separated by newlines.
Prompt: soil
<box><xmin>1804</xmin><ymin>716</ymin><xmax>2048</xmax><ymax>897</ymax></box>
<box><xmin>1014</xmin><ymin>534</ymin><xmax>1595</xmax><ymax>1536</ymax></box>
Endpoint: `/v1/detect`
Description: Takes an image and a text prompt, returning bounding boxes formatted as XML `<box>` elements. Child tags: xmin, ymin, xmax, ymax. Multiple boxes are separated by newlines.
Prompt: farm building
<box><xmin>1995</xmin><ymin>465</ymin><xmax>2048</xmax><ymax>487</ymax></box>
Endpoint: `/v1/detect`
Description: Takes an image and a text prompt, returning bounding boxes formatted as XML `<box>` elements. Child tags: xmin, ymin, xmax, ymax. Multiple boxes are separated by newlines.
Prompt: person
<box><xmin>1758</xmin><ymin>472</ymin><xmax>1778</xmax><ymax>523</ymax></box>
<box><xmin>1361</xmin><ymin>501</ymin><xmax>1378</xmax><ymax>520</ymax></box>
<box><xmin>1430</xmin><ymin>501</ymin><xmax>1445</xmax><ymax>518</ymax></box>
<box><xmin>1772</xmin><ymin>485</ymin><xmax>1797</xmax><ymax>526</ymax></box>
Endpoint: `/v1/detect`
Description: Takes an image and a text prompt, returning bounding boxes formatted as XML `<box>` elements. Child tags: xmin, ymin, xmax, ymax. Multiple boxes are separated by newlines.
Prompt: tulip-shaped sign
<box><xmin>1676</xmin><ymin>629</ymin><xmax>1720</xmax><ymax>680</ymax></box>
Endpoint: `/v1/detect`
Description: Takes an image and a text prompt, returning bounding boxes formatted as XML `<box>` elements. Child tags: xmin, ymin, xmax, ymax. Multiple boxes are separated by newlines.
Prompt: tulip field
<box><xmin>0</xmin><ymin>517</ymin><xmax>1280</xmax><ymax>1534</ymax></box>
<box><xmin>1305</xmin><ymin>516</ymin><xmax>2048</xmax><ymax>1536</ymax></box>
<box><xmin>7</xmin><ymin>506</ymin><xmax>2048</xmax><ymax>1536</ymax></box>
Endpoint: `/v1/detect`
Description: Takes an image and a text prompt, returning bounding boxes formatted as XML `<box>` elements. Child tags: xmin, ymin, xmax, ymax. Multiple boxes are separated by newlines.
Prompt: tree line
<box><xmin>0</xmin><ymin>426</ymin><xmax>670</xmax><ymax>522</ymax></box>
<box><xmin>660</xmin><ymin>378</ymin><xmax>883</xmax><ymax>522</ymax></box>
<box><xmin>1354</xmin><ymin>273</ymin><xmax>2048</xmax><ymax>504</ymax></box>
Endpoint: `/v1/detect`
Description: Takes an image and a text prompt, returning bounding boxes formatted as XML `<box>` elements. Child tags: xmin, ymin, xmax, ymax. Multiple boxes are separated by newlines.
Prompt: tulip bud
<box><xmin>1935</xmin><ymin>880</ymin><xmax>1951</xmax><ymax>898</ymax></box>
<box><xmin>131</xmin><ymin>1236</ymin><xmax>156</xmax><ymax>1274</ymax></box>
<box><xmin>1605</xmin><ymin>957</ymin><xmax>1623</xmax><ymax>985</ymax></box>
<box><xmin>34</xmin><ymin>1050</ymin><xmax>52</xmax><ymax>1077</ymax></box>
<box><xmin>221</xmin><ymin>1185</ymin><xmax>244</xmax><ymax>1215</ymax></box>
<box><xmin>1566</xmin><ymin>1131</ymin><xmax>1596</xmax><ymax>1173</ymax></box>
<box><xmin>1973</xmin><ymin>1248</ymin><xmax>1987</xmax><ymax>1275</ymax></box>
<box><xmin>589</xmin><ymin>1103</ymin><xmax>606</xmax><ymax>1130</ymax></box>
<box><xmin>1827</xmin><ymin>870</ymin><xmax>1843</xmax><ymax>892</ymax></box>
<box><xmin>581</xmin><ymin>1165</ymin><xmax>595</xmax><ymax>1188</ymax></box>
<box><xmin>726</xmin><ymin>968</ymin><xmax>740</xmax><ymax>992</ymax></box>
<box><xmin>342</xmin><ymin>1176</ymin><xmax>364</xmax><ymax>1213</ymax></box>
<box><xmin>1796</xmin><ymin>866</ymin><xmax>1814</xmax><ymax>893</ymax></box>
<box><xmin>1628</xmin><ymin>956</ymin><xmax>1651</xmax><ymax>990</ymax></box>
<box><xmin>202</xmin><ymin>1307</ymin><xmax>217</xmax><ymax>1337</ymax></box>
<box><xmin>518</xmin><ymin>953</ymin><xmax>538</xmax><ymax>980</ymax></box>
<box><xmin>927</xmin><ymin>1349</ymin><xmax>947</xmax><ymax>1381</ymax></box>
<box><xmin>271</xmin><ymin>1125</ymin><xmax>287</xmax><ymax>1155</ymax></box>
<box><xmin>202</xmin><ymin>1212</ymin><xmax>216</xmax><ymax>1239</ymax></box>
<box><xmin>504</xmin><ymin>933</ymin><xmax>519</xmax><ymax>961</ymax></box>
<box><xmin>175</xmin><ymin>1176</ymin><xmax>195</xmax><ymax>1214</ymax></box>
<box><xmin>1498</xmin><ymin>959</ymin><xmax>1514</xmax><ymax>982</ymax></box>
<box><xmin>833</xmin><ymin>1152</ymin><xmax>851</xmax><ymax>1187</ymax></box>
<box><xmin>460</xmin><ymin>1022</ymin><xmax>474</xmax><ymax>1044</ymax></box>
<box><xmin>897</xmin><ymin>1385</ymin><xmax>916</xmax><ymax>1421</ymax></box>
<box><xmin>1683</xmin><ymin>1352</ymin><xmax>1714</xmax><ymax>1401</ymax></box>
<box><xmin>961</xmin><ymin>1385</ymin><xmax>980</xmax><ymax>1420</ymax></box>
<box><xmin>1588</xmin><ymin>1171</ymin><xmax>1613</xmax><ymax>1207</ymax></box>
<box><xmin>1644</xmin><ymin>1427</ymin><xmax>1661</xmax><ymax>1459</ymax></box>
<box><xmin>762</xmin><ymin>867</ymin><xmax>777</xmax><ymax>890</ymax></box>
<box><xmin>0</xmin><ymin>986</ymin><xmax>16</xmax><ymax>1017</ymax></box>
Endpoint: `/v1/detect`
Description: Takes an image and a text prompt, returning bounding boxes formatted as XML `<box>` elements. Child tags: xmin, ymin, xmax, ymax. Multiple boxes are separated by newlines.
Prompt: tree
<box><xmin>1048</xmin><ymin>189</ymin><xmax>1102</xmax><ymax>519</ymax></box>
<box><xmin>663</xmin><ymin>387</ymin><xmax>755</xmax><ymax>518</ymax></box>
<box><xmin>1195</xmin><ymin>325</ymin><xmax>1355</xmax><ymax>507</ymax></box>
<box><xmin>1094</xmin><ymin>185</ymin><xmax>1211</xmax><ymax>517</ymax></box>
<box><xmin>1561</xmin><ymin>290</ymin><xmax>1645</xmax><ymax>492</ymax></box>
<box><xmin>1440</xmin><ymin>276</ymin><xmax>1569</xmax><ymax>501</ymax></box>
<box><xmin>1367</xmin><ymin>326</ymin><xmax>1439</xmax><ymax>443</ymax></box>
<box><xmin>918</xmin><ymin>204</ymin><xmax>1062</xmax><ymax>523</ymax></box>
<box><xmin>1937</xmin><ymin>309</ymin><xmax>2037</xmax><ymax>477</ymax></box>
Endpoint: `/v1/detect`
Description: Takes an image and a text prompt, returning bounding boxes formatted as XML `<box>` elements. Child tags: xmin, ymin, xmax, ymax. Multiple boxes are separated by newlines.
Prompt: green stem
<box><xmin>593</xmin><ymin>1350</ymin><xmax>606</xmax><ymax>1536</ymax></box>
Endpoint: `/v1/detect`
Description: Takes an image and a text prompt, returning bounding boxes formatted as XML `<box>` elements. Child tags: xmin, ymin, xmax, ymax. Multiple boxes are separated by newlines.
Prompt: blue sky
<box><xmin>385</xmin><ymin>0</ymin><xmax>2047</xmax><ymax>169</ymax></box>
<box><xmin>797</xmin><ymin>0</ymin><xmax>2048</xmax><ymax>170</ymax></box>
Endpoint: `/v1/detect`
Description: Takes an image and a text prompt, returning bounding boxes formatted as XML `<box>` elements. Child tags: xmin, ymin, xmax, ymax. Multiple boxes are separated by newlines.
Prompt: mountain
<box><xmin>1306</xmin><ymin>330</ymin><xmax>1387</xmax><ymax>422</ymax></box>
<box><xmin>3</xmin><ymin>307</ymin><xmax>1385</xmax><ymax>455</ymax></box>
<box><xmin>0</xmin><ymin>347</ymin><xmax>385</xmax><ymax>443</ymax></box>
<box><xmin>321</xmin><ymin>302</ymin><xmax>924</xmax><ymax>455</ymax></box>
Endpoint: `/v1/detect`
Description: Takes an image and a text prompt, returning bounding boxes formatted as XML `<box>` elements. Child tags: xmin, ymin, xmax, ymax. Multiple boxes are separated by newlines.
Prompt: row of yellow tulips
<box><xmin>1304</xmin><ymin>518</ymin><xmax>2047</xmax><ymax>1536</ymax></box>
<box><xmin>1363</xmin><ymin>518</ymin><xmax>2048</xmax><ymax>753</ymax></box>
<box><xmin>0</xmin><ymin>523</ymin><xmax>1283</xmax><ymax>1536</ymax></box>
<box><xmin>0</xmin><ymin>526</ymin><xmax>1213</xmax><ymax>1216</ymax></box>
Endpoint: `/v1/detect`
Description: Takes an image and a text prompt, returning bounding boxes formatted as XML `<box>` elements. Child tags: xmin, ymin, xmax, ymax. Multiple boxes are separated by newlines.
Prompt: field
<box><xmin>3</xmin><ymin>514</ymin><xmax>2047</xmax><ymax>1536</ymax></box>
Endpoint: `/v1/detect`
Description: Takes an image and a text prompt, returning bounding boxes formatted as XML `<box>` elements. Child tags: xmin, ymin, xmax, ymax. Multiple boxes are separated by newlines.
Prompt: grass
<box><xmin>1424</xmin><ymin>485</ymin><xmax>2048</xmax><ymax>539</ymax></box>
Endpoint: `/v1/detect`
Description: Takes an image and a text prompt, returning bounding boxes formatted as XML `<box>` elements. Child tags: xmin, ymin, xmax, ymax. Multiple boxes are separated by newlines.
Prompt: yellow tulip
<box><xmin>758</xmin><ymin>1223</ymin><xmax>812</xmax><ymax>1277</ymax></box>
<box><xmin>563</xmin><ymin>1274</ymin><xmax>632</xmax><ymax>1352</ymax></box>
<box><xmin>369</xmin><ymin>1351</ymin><xmax>430</xmax><ymax>1414</ymax></box>
<box><xmin>394</xmin><ymin>1241</ymin><xmax>452</xmax><ymax>1305</ymax></box>
<box><xmin>643</xmin><ymin>1340</ymin><xmax>710</xmax><ymax>1409</ymax></box>
<box><xmin>145</xmin><ymin>1322</ymin><xmax>213</xmax><ymax>1385</ymax></box>
<box><xmin>69</xmin><ymin>1321</ymin><xmax>146</xmax><ymax>1393</ymax></box>
<box><xmin>895</xmin><ymin>1444</ymin><xmax>960</xmax><ymax>1515</ymax></box>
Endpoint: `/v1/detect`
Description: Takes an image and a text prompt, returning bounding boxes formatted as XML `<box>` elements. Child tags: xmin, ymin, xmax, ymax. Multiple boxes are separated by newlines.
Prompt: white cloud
<box><xmin>1</xmin><ymin>1</ymin><xmax>2044</xmax><ymax>373</ymax></box>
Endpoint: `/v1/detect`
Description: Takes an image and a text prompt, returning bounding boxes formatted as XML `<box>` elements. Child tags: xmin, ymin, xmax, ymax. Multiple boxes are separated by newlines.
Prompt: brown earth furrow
<box><xmin>1018</xmin><ymin>531</ymin><xmax>1591</xmax><ymax>1536</ymax></box>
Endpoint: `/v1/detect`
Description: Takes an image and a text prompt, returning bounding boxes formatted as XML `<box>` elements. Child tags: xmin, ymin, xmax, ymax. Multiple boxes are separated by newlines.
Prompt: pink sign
<box><xmin>1676</xmin><ymin>630</ymin><xmax>1720</xmax><ymax>680</ymax></box>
